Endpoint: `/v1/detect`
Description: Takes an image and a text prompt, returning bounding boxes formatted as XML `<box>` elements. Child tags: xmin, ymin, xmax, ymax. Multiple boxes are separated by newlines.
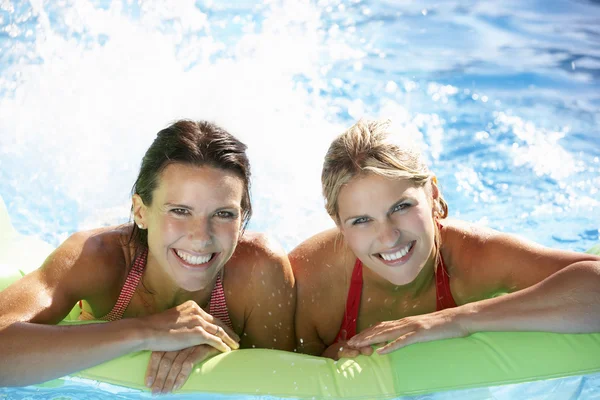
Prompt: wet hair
<box><xmin>322</xmin><ymin>119</ymin><xmax>448</xmax><ymax>262</ymax></box>
<box><xmin>129</xmin><ymin>120</ymin><xmax>252</xmax><ymax>248</ymax></box>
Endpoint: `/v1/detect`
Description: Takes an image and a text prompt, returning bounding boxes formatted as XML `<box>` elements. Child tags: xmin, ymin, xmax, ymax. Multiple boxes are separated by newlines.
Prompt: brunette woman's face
<box><xmin>337</xmin><ymin>173</ymin><xmax>436</xmax><ymax>286</ymax></box>
<box><xmin>135</xmin><ymin>163</ymin><xmax>244</xmax><ymax>292</ymax></box>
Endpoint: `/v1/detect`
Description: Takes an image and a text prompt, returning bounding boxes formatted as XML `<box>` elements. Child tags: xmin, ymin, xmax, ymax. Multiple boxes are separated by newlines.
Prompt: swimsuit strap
<box><xmin>435</xmin><ymin>253</ymin><xmax>457</xmax><ymax>310</ymax></box>
<box><xmin>98</xmin><ymin>249</ymin><xmax>233</xmax><ymax>328</ymax></box>
<box><xmin>335</xmin><ymin>248</ymin><xmax>457</xmax><ymax>342</ymax></box>
<box><xmin>334</xmin><ymin>258</ymin><xmax>363</xmax><ymax>342</ymax></box>
<box><xmin>208</xmin><ymin>272</ymin><xmax>233</xmax><ymax>330</ymax></box>
<box><xmin>101</xmin><ymin>247</ymin><xmax>148</xmax><ymax>322</ymax></box>
<box><xmin>434</xmin><ymin>220</ymin><xmax>457</xmax><ymax>310</ymax></box>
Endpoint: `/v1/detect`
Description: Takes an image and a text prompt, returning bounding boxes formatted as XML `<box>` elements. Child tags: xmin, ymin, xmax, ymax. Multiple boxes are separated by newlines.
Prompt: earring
<box><xmin>137</xmin><ymin>223</ymin><xmax>144</xmax><ymax>229</ymax></box>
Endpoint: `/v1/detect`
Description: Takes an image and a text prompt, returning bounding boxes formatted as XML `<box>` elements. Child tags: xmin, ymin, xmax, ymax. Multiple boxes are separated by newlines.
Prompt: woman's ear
<box><xmin>132</xmin><ymin>194</ymin><xmax>148</xmax><ymax>229</ymax></box>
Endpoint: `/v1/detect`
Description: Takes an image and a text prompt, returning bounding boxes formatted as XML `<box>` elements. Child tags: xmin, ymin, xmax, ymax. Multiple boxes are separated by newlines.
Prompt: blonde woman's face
<box><xmin>337</xmin><ymin>174</ymin><xmax>436</xmax><ymax>286</ymax></box>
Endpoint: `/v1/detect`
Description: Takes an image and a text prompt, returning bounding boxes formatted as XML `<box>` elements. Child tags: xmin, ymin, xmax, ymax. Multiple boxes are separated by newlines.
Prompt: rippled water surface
<box><xmin>1</xmin><ymin>0</ymin><xmax>599</xmax><ymax>398</ymax></box>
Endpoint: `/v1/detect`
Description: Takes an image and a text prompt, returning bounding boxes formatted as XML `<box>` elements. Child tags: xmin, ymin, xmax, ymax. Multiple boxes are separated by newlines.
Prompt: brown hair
<box><xmin>130</xmin><ymin>120</ymin><xmax>252</xmax><ymax>248</ymax></box>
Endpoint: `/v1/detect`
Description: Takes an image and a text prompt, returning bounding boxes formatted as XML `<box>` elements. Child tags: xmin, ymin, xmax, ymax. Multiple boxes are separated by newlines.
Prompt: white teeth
<box><xmin>380</xmin><ymin>242</ymin><xmax>413</xmax><ymax>262</ymax></box>
<box><xmin>175</xmin><ymin>249</ymin><xmax>212</xmax><ymax>265</ymax></box>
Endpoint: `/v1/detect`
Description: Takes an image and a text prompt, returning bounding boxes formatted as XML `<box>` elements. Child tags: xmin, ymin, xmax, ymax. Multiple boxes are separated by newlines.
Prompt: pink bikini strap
<box><xmin>208</xmin><ymin>272</ymin><xmax>233</xmax><ymax>330</ymax></box>
<box><xmin>101</xmin><ymin>247</ymin><xmax>148</xmax><ymax>322</ymax></box>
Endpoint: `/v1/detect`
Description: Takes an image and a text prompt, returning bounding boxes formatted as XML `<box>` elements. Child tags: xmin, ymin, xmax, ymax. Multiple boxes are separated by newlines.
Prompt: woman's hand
<box><xmin>140</xmin><ymin>300</ymin><xmax>240</xmax><ymax>353</ymax></box>
<box><xmin>145</xmin><ymin>344</ymin><xmax>219</xmax><ymax>394</ymax></box>
<box><xmin>346</xmin><ymin>310</ymin><xmax>468</xmax><ymax>355</ymax></box>
<box><xmin>142</xmin><ymin>302</ymin><xmax>240</xmax><ymax>393</ymax></box>
<box><xmin>322</xmin><ymin>340</ymin><xmax>373</xmax><ymax>360</ymax></box>
<box><xmin>321</xmin><ymin>330</ymin><xmax>373</xmax><ymax>360</ymax></box>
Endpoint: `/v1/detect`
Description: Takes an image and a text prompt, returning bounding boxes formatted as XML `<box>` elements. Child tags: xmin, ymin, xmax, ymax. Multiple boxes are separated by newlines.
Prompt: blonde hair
<box><xmin>322</xmin><ymin>119</ymin><xmax>449</xmax><ymax>262</ymax></box>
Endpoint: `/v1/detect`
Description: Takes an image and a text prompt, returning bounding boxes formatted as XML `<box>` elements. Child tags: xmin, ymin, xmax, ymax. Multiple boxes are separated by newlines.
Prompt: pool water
<box><xmin>1</xmin><ymin>0</ymin><xmax>599</xmax><ymax>398</ymax></box>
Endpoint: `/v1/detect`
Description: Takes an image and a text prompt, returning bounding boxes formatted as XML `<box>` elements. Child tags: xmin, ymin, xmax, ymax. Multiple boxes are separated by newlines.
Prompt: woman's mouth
<box><xmin>377</xmin><ymin>241</ymin><xmax>415</xmax><ymax>265</ymax></box>
<box><xmin>172</xmin><ymin>248</ymin><xmax>217</xmax><ymax>268</ymax></box>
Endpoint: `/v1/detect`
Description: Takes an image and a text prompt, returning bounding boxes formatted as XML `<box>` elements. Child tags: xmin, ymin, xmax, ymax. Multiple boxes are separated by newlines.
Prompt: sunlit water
<box><xmin>1</xmin><ymin>0</ymin><xmax>599</xmax><ymax>398</ymax></box>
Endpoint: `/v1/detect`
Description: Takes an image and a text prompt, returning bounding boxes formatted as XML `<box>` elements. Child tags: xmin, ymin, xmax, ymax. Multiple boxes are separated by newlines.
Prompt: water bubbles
<box><xmin>4</xmin><ymin>23</ymin><xmax>20</xmax><ymax>37</ymax></box>
<box><xmin>385</xmin><ymin>81</ymin><xmax>397</xmax><ymax>93</ymax></box>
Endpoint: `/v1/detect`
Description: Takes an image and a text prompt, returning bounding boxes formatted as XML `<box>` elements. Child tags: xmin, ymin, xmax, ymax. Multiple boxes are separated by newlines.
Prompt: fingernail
<box><xmin>146</xmin><ymin>377</ymin><xmax>153</xmax><ymax>387</ymax></box>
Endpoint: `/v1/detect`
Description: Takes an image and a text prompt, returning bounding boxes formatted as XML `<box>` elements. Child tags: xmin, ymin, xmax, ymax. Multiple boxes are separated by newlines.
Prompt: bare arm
<box><xmin>0</xmin><ymin>232</ymin><xmax>149</xmax><ymax>386</ymax></box>
<box><xmin>0</xmin><ymin>231</ymin><xmax>232</xmax><ymax>386</ymax></box>
<box><xmin>452</xmin><ymin>228</ymin><xmax>600</xmax><ymax>334</ymax></box>
<box><xmin>348</xmin><ymin>225</ymin><xmax>600</xmax><ymax>353</ymax></box>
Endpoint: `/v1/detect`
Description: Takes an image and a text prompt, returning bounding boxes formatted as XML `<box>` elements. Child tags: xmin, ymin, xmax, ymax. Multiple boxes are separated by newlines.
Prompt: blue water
<box><xmin>1</xmin><ymin>0</ymin><xmax>599</xmax><ymax>398</ymax></box>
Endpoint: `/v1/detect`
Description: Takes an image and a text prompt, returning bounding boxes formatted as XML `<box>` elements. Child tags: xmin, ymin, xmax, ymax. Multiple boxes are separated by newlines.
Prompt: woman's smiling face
<box><xmin>135</xmin><ymin>162</ymin><xmax>243</xmax><ymax>292</ymax></box>
<box><xmin>337</xmin><ymin>173</ymin><xmax>437</xmax><ymax>286</ymax></box>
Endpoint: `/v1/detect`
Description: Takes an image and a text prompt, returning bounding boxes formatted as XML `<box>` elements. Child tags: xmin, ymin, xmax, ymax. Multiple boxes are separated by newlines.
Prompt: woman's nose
<box><xmin>378</xmin><ymin>220</ymin><xmax>400</xmax><ymax>248</ymax></box>
<box><xmin>188</xmin><ymin>217</ymin><xmax>213</xmax><ymax>246</ymax></box>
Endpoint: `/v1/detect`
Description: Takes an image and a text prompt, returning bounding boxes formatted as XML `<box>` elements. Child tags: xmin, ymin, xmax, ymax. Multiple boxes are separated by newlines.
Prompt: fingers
<box><xmin>211</xmin><ymin>323</ymin><xmax>239</xmax><ymax>350</ymax></box>
<box><xmin>146</xmin><ymin>349</ymin><xmax>190</xmax><ymax>394</ymax></box>
<box><xmin>198</xmin><ymin>322</ymin><xmax>233</xmax><ymax>353</ymax></box>
<box><xmin>337</xmin><ymin>345</ymin><xmax>360</xmax><ymax>359</ymax></box>
<box><xmin>377</xmin><ymin>331</ymin><xmax>419</xmax><ymax>355</ymax></box>
<box><xmin>359</xmin><ymin>346</ymin><xmax>374</xmax><ymax>356</ymax></box>
<box><xmin>145</xmin><ymin>351</ymin><xmax>164</xmax><ymax>389</ymax></box>
<box><xmin>337</xmin><ymin>345</ymin><xmax>372</xmax><ymax>358</ymax></box>
<box><xmin>347</xmin><ymin>325</ymin><xmax>399</xmax><ymax>348</ymax></box>
<box><xmin>172</xmin><ymin>346</ymin><xmax>220</xmax><ymax>391</ymax></box>
<box><xmin>156</xmin><ymin>348</ymin><xmax>193</xmax><ymax>393</ymax></box>
<box><xmin>183</xmin><ymin>301</ymin><xmax>240</xmax><ymax>350</ymax></box>
<box><xmin>147</xmin><ymin>345</ymin><xmax>221</xmax><ymax>394</ymax></box>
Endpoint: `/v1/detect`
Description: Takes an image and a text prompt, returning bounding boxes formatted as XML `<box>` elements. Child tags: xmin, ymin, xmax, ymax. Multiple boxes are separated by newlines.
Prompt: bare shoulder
<box><xmin>289</xmin><ymin>228</ymin><xmax>352</xmax><ymax>347</ymax></box>
<box><xmin>43</xmin><ymin>226</ymin><xmax>130</xmax><ymax>298</ymax></box>
<box><xmin>226</xmin><ymin>231</ymin><xmax>293</xmax><ymax>282</ymax></box>
<box><xmin>0</xmin><ymin>225</ymin><xmax>130</xmax><ymax>325</ymax></box>
<box><xmin>224</xmin><ymin>231</ymin><xmax>295</xmax><ymax>305</ymax></box>
<box><xmin>441</xmin><ymin>218</ymin><xmax>596</xmax><ymax>269</ymax></box>
<box><xmin>289</xmin><ymin>227</ymin><xmax>352</xmax><ymax>285</ymax></box>
<box><xmin>224</xmin><ymin>231</ymin><xmax>296</xmax><ymax>347</ymax></box>
<box><xmin>440</xmin><ymin>218</ymin><xmax>599</xmax><ymax>303</ymax></box>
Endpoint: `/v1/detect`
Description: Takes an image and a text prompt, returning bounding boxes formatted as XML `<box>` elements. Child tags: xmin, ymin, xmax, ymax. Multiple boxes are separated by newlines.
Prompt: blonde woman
<box><xmin>290</xmin><ymin>119</ymin><xmax>600</xmax><ymax>360</ymax></box>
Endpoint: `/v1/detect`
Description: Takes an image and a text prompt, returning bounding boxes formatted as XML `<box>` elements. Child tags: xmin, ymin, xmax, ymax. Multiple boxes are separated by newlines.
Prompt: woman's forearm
<box><xmin>0</xmin><ymin>319</ymin><xmax>147</xmax><ymax>387</ymax></box>
<box><xmin>458</xmin><ymin>261</ymin><xmax>600</xmax><ymax>334</ymax></box>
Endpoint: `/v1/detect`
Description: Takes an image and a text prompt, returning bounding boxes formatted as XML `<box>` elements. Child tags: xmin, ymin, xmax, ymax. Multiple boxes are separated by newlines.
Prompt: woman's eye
<box><xmin>171</xmin><ymin>208</ymin><xmax>190</xmax><ymax>216</ymax></box>
<box><xmin>352</xmin><ymin>217</ymin><xmax>370</xmax><ymax>225</ymax></box>
<box><xmin>392</xmin><ymin>203</ymin><xmax>410</xmax><ymax>213</ymax></box>
<box><xmin>215</xmin><ymin>211</ymin><xmax>236</xmax><ymax>219</ymax></box>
